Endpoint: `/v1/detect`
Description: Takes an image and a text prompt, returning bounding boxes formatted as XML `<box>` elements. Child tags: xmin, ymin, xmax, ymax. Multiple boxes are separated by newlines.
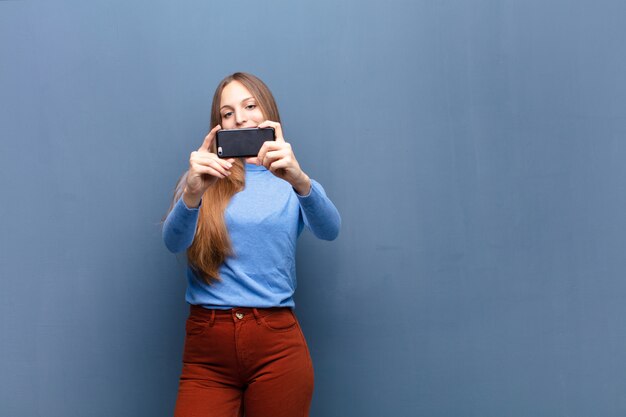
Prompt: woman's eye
<box><xmin>222</xmin><ymin>112</ymin><xmax>233</xmax><ymax>118</ymax></box>
<box><xmin>245</xmin><ymin>104</ymin><xmax>256</xmax><ymax>110</ymax></box>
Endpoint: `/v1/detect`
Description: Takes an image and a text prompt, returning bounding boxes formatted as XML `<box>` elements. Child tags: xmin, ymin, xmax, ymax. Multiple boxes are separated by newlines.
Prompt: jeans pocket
<box><xmin>185</xmin><ymin>318</ymin><xmax>207</xmax><ymax>336</ymax></box>
<box><xmin>260</xmin><ymin>309</ymin><xmax>298</xmax><ymax>332</ymax></box>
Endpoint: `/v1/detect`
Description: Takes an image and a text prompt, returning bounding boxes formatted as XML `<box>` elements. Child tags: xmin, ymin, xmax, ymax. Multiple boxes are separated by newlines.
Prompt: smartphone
<box><xmin>216</xmin><ymin>127</ymin><xmax>275</xmax><ymax>158</ymax></box>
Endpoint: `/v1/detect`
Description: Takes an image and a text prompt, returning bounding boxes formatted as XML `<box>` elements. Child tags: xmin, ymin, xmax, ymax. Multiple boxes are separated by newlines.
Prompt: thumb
<box><xmin>198</xmin><ymin>124</ymin><xmax>221</xmax><ymax>152</ymax></box>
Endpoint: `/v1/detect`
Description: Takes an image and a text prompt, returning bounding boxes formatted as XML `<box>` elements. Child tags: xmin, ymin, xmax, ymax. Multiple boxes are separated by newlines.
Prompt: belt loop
<box><xmin>209</xmin><ymin>309</ymin><xmax>216</xmax><ymax>327</ymax></box>
<box><xmin>252</xmin><ymin>308</ymin><xmax>262</xmax><ymax>325</ymax></box>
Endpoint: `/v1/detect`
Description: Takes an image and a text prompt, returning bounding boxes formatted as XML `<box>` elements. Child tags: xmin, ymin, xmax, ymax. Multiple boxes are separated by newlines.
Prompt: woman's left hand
<box><xmin>246</xmin><ymin>120</ymin><xmax>311</xmax><ymax>195</ymax></box>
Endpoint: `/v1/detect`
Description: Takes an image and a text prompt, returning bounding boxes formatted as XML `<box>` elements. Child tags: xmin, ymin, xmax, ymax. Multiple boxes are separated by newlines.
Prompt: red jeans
<box><xmin>174</xmin><ymin>305</ymin><xmax>314</xmax><ymax>417</ymax></box>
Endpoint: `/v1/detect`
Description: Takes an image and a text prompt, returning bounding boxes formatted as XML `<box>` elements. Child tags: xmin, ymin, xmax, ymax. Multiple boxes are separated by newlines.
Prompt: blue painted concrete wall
<box><xmin>2</xmin><ymin>1</ymin><xmax>626</xmax><ymax>416</ymax></box>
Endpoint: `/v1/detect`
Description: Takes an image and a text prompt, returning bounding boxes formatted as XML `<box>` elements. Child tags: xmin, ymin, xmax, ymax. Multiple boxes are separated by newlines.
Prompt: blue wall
<box><xmin>2</xmin><ymin>0</ymin><xmax>626</xmax><ymax>416</ymax></box>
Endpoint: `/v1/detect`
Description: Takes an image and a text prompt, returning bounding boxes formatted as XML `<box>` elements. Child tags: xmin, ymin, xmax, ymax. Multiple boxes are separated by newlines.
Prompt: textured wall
<box><xmin>1</xmin><ymin>0</ymin><xmax>626</xmax><ymax>416</ymax></box>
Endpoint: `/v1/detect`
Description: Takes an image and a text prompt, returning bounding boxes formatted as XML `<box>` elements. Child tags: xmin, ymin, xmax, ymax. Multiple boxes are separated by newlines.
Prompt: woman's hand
<box><xmin>248</xmin><ymin>121</ymin><xmax>311</xmax><ymax>195</ymax></box>
<box><xmin>183</xmin><ymin>125</ymin><xmax>235</xmax><ymax>207</ymax></box>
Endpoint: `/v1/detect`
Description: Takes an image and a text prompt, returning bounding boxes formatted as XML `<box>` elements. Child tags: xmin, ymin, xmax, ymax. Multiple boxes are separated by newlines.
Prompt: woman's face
<box><xmin>219</xmin><ymin>81</ymin><xmax>265</xmax><ymax>129</ymax></box>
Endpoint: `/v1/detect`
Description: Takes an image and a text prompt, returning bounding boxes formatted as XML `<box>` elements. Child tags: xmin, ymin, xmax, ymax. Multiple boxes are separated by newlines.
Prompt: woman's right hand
<box><xmin>183</xmin><ymin>125</ymin><xmax>235</xmax><ymax>207</ymax></box>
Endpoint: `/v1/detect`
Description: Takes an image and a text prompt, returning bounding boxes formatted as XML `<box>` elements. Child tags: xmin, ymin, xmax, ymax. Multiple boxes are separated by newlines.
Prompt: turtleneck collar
<box><xmin>244</xmin><ymin>162</ymin><xmax>267</xmax><ymax>172</ymax></box>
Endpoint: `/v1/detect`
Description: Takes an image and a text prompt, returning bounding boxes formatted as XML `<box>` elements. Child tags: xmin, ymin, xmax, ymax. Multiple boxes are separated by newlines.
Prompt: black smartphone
<box><xmin>215</xmin><ymin>127</ymin><xmax>275</xmax><ymax>158</ymax></box>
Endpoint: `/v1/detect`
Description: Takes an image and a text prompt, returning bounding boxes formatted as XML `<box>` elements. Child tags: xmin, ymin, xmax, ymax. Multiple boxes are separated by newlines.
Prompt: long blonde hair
<box><xmin>166</xmin><ymin>72</ymin><xmax>281</xmax><ymax>284</ymax></box>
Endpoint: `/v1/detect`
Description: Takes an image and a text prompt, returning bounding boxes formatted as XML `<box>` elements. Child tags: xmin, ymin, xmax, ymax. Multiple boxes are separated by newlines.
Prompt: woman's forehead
<box><xmin>221</xmin><ymin>81</ymin><xmax>254</xmax><ymax>105</ymax></box>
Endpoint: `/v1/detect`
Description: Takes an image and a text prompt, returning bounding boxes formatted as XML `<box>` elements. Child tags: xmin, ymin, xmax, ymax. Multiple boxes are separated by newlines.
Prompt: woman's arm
<box><xmin>162</xmin><ymin>195</ymin><xmax>202</xmax><ymax>253</ymax></box>
<box><xmin>252</xmin><ymin>120</ymin><xmax>340</xmax><ymax>240</ymax></box>
<box><xmin>162</xmin><ymin>172</ymin><xmax>202</xmax><ymax>254</ymax></box>
<box><xmin>163</xmin><ymin>126</ymin><xmax>235</xmax><ymax>253</ymax></box>
<box><xmin>297</xmin><ymin>179</ymin><xmax>341</xmax><ymax>241</ymax></box>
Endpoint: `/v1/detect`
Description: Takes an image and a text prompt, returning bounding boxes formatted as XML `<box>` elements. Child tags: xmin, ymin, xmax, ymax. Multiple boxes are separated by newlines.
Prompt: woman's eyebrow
<box><xmin>220</xmin><ymin>97</ymin><xmax>255</xmax><ymax>111</ymax></box>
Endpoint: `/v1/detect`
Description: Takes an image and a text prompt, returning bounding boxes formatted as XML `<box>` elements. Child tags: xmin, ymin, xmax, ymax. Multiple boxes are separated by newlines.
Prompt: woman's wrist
<box><xmin>292</xmin><ymin>172</ymin><xmax>311</xmax><ymax>196</ymax></box>
<box><xmin>182</xmin><ymin>187</ymin><xmax>203</xmax><ymax>208</ymax></box>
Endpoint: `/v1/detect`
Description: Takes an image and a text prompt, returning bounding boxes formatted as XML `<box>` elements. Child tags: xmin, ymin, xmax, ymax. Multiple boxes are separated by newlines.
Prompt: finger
<box><xmin>194</xmin><ymin>163</ymin><xmax>230</xmax><ymax>178</ymax></box>
<box><xmin>193</xmin><ymin>157</ymin><xmax>231</xmax><ymax>177</ymax></box>
<box><xmin>269</xmin><ymin>158</ymin><xmax>290</xmax><ymax>173</ymax></box>
<box><xmin>198</xmin><ymin>124</ymin><xmax>222</xmax><ymax>152</ymax></box>
<box><xmin>258</xmin><ymin>120</ymin><xmax>284</xmax><ymax>143</ymax></box>
<box><xmin>262</xmin><ymin>149</ymin><xmax>287</xmax><ymax>166</ymax></box>
<box><xmin>196</xmin><ymin>166</ymin><xmax>228</xmax><ymax>179</ymax></box>
<box><xmin>246</xmin><ymin>156</ymin><xmax>260</xmax><ymax>165</ymax></box>
<box><xmin>195</xmin><ymin>154</ymin><xmax>233</xmax><ymax>170</ymax></box>
<box><xmin>196</xmin><ymin>160</ymin><xmax>231</xmax><ymax>175</ymax></box>
<box><xmin>257</xmin><ymin>141</ymin><xmax>283</xmax><ymax>165</ymax></box>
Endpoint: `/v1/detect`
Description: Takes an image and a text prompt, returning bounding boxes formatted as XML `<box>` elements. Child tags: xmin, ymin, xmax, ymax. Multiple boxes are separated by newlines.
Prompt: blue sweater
<box><xmin>162</xmin><ymin>163</ymin><xmax>341</xmax><ymax>309</ymax></box>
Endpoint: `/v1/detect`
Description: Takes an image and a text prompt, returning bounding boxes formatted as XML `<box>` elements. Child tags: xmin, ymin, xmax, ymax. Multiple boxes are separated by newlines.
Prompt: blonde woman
<box><xmin>163</xmin><ymin>72</ymin><xmax>340</xmax><ymax>417</ymax></box>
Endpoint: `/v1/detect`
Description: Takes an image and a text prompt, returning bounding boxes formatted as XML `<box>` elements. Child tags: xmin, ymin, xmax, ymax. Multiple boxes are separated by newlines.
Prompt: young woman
<box><xmin>162</xmin><ymin>72</ymin><xmax>341</xmax><ymax>417</ymax></box>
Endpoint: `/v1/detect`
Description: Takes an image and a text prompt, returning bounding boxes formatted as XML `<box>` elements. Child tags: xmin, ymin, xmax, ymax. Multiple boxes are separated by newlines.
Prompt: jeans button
<box><xmin>235</xmin><ymin>312</ymin><xmax>244</xmax><ymax>320</ymax></box>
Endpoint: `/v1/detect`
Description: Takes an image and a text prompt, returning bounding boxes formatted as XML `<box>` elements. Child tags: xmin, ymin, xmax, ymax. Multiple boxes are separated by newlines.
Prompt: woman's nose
<box><xmin>235</xmin><ymin>111</ymin><xmax>246</xmax><ymax>126</ymax></box>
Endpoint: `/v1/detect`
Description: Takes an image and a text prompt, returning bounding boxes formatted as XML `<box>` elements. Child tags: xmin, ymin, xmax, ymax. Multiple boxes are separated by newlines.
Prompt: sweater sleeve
<box><xmin>296</xmin><ymin>179</ymin><xmax>341</xmax><ymax>241</ymax></box>
<box><xmin>162</xmin><ymin>197</ymin><xmax>202</xmax><ymax>253</ymax></box>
